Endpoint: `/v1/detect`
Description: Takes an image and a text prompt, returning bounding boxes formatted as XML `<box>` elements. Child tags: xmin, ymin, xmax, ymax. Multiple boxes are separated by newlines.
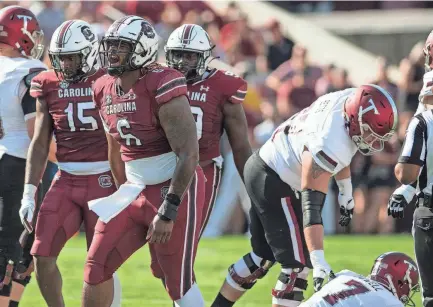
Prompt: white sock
<box><xmin>174</xmin><ymin>283</ymin><xmax>204</xmax><ymax>307</ymax></box>
<box><xmin>110</xmin><ymin>272</ymin><xmax>122</xmax><ymax>307</ymax></box>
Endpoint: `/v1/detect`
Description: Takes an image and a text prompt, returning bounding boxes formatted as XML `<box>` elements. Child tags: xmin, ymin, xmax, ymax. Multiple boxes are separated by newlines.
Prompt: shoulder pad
<box><xmin>23</xmin><ymin>69</ymin><xmax>46</xmax><ymax>88</ymax></box>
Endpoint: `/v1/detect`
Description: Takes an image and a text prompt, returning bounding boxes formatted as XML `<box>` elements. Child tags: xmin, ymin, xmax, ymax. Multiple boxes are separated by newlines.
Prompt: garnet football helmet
<box><xmin>423</xmin><ymin>30</ymin><xmax>433</xmax><ymax>72</ymax></box>
<box><xmin>48</xmin><ymin>20</ymin><xmax>98</xmax><ymax>82</ymax></box>
<box><xmin>165</xmin><ymin>24</ymin><xmax>213</xmax><ymax>82</ymax></box>
<box><xmin>99</xmin><ymin>15</ymin><xmax>159</xmax><ymax>77</ymax></box>
<box><xmin>344</xmin><ymin>84</ymin><xmax>398</xmax><ymax>155</ymax></box>
<box><xmin>369</xmin><ymin>252</ymin><xmax>419</xmax><ymax>306</ymax></box>
<box><xmin>0</xmin><ymin>5</ymin><xmax>44</xmax><ymax>59</ymax></box>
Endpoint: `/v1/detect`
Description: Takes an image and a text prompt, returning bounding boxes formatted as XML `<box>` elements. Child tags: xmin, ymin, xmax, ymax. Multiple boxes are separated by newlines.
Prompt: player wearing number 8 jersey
<box><xmin>164</xmin><ymin>24</ymin><xmax>251</xmax><ymax>239</ymax></box>
<box><xmin>20</xmin><ymin>20</ymin><xmax>122</xmax><ymax>306</ymax></box>
<box><xmin>82</xmin><ymin>16</ymin><xmax>205</xmax><ymax>307</ymax></box>
<box><xmin>149</xmin><ymin>24</ymin><xmax>252</xmax><ymax>299</ymax></box>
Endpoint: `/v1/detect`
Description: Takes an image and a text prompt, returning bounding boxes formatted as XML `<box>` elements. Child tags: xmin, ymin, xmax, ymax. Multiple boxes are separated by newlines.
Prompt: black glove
<box><xmin>388</xmin><ymin>194</ymin><xmax>408</xmax><ymax>219</ymax></box>
<box><xmin>313</xmin><ymin>270</ymin><xmax>336</xmax><ymax>292</ymax></box>
<box><xmin>338</xmin><ymin>204</ymin><xmax>353</xmax><ymax>227</ymax></box>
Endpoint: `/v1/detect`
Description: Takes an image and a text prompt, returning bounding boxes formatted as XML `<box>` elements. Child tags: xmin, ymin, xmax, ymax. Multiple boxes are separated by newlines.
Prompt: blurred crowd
<box><xmin>2</xmin><ymin>0</ymin><xmax>426</xmax><ymax>236</ymax></box>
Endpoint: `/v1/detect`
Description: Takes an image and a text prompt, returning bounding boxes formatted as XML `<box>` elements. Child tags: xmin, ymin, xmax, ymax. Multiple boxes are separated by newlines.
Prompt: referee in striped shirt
<box><xmin>388</xmin><ymin>110</ymin><xmax>432</xmax><ymax>306</ymax></box>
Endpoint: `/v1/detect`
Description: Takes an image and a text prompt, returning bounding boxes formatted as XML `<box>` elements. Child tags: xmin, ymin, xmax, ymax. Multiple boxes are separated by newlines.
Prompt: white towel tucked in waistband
<box><xmin>88</xmin><ymin>182</ymin><xmax>145</xmax><ymax>223</ymax></box>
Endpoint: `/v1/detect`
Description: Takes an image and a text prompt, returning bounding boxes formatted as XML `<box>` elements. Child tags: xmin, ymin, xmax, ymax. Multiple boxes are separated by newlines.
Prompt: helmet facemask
<box><xmin>351</xmin><ymin>121</ymin><xmax>394</xmax><ymax>156</ymax></box>
<box><xmin>49</xmin><ymin>45</ymin><xmax>94</xmax><ymax>83</ymax></box>
<box><xmin>166</xmin><ymin>48</ymin><xmax>211</xmax><ymax>83</ymax></box>
<box><xmin>28</xmin><ymin>29</ymin><xmax>44</xmax><ymax>60</ymax></box>
<box><xmin>99</xmin><ymin>36</ymin><xmax>158</xmax><ymax>77</ymax></box>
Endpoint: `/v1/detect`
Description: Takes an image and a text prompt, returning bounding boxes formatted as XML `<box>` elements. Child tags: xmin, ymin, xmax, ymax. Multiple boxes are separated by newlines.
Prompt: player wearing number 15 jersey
<box><xmin>301</xmin><ymin>252</ymin><xmax>419</xmax><ymax>307</ymax></box>
<box><xmin>19</xmin><ymin>20</ymin><xmax>122</xmax><ymax>307</ymax></box>
<box><xmin>212</xmin><ymin>86</ymin><xmax>398</xmax><ymax>307</ymax></box>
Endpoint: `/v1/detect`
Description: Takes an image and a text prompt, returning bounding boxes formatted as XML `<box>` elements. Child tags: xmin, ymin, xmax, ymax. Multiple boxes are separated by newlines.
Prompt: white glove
<box><xmin>19</xmin><ymin>184</ymin><xmax>37</xmax><ymax>233</ymax></box>
<box><xmin>311</xmin><ymin>250</ymin><xmax>334</xmax><ymax>292</ymax></box>
<box><xmin>388</xmin><ymin>185</ymin><xmax>416</xmax><ymax>219</ymax></box>
<box><xmin>336</xmin><ymin>178</ymin><xmax>354</xmax><ymax>226</ymax></box>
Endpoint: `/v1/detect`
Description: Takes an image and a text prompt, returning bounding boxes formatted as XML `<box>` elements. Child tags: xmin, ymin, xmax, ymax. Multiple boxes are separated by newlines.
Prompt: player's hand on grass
<box><xmin>311</xmin><ymin>250</ymin><xmax>333</xmax><ymax>292</ymax></box>
<box><xmin>146</xmin><ymin>215</ymin><xmax>174</xmax><ymax>244</ymax></box>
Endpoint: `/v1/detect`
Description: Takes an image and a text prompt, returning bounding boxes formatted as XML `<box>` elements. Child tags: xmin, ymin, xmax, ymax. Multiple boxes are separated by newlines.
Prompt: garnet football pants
<box><xmin>149</xmin><ymin>162</ymin><xmax>221</xmax><ymax>280</ymax></box>
<box><xmin>84</xmin><ymin>168</ymin><xmax>205</xmax><ymax>301</ymax></box>
<box><xmin>31</xmin><ymin>170</ymin><xmax>116</xmax><ymax>257</ymax></box>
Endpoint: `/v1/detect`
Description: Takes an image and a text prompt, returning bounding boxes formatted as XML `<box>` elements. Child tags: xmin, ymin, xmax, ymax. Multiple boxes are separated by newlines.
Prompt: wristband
<box><xmin>23</xmin><ymin>184</ymin><xmax>37</xmax><ymax>199</ymax></box>
<box><xmin>157</xmin><ymin>193</ymin><xmax>181</xmax><ymax>221</ymax></box>
<box><xmin>336</xmin><ymin>177</ymin><xmax>352</xmax><ymax>196</ymax></box>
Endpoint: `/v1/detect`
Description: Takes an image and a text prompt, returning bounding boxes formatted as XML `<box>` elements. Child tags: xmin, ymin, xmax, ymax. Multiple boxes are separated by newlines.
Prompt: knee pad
<box><xmin>150</xmin><ymin>260</ymin><xmax>164</xmax><ymax>279</ymax></box>
<box><xmin>84</xmin><ymin>262</ymin><xmax>111</xmax><ymax>285</ymax></box>
<box><xmin>0</xmin><ymin>258</ymin><xmax>15</xmax><ymax>291</ymax></box>
<box><xmin>0</xmin><ymin>283</ymin><xmax>11</xmax><ymax>297</ymax></box>
<box><xmin>13</xmin><ymin>257</ymin><xmax>33</xmax><ymax>285</ymax></box>
<box><xmin>272</xmin><ymin>268</ymin><xmax>309</xmax><ymax>306</ymax></box>
<box><xmin>302</xmin><ymin>190</ymin><xmax>326</xmax><ymax>227</ymax></box>
<box><xmin>226</xmin><ymin>252</ymin><xmax>275</xmax><ymax>291</ymax></box>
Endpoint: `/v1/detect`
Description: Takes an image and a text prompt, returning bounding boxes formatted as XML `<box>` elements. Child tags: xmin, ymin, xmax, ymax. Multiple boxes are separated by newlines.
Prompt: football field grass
<box><xmin>21</xmin><ymin>234</ymin><xmax>422</xmax><ymax>306</ymax></box>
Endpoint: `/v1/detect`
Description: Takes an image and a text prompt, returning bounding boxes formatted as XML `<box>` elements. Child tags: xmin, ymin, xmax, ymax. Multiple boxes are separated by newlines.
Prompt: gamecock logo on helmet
<box><xmin>81</xmin><ymin>26</ymin><xmax>95</xmax><ymax>42</ymax></box>
<box><xmin>141</xmin><ymin>21</ymin><xmax>155</xmax><ymax>39</ymax></box>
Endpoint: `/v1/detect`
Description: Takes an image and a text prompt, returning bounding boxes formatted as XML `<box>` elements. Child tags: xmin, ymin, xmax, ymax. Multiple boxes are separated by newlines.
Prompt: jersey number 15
<box><xmin>64</xmin><ymin>102</ymin><xmax>98</xmax><ymax>131</ymax></box>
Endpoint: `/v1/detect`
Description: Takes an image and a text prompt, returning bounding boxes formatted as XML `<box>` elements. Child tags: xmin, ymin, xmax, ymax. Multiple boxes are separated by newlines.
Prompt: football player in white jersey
<box><xmin>212</xmin><ymin>85</ymin><xmax>398</xmax><ymax>307</ymax></box>
<box><xmin>301</xmin><ymin>252</ymin><xmax>419</xmax><ymax>307</ymax></box>
<box><xmin>0</xmin><ymin>5</ymin><xmax>52</xmax><ymax>306</ymax></box>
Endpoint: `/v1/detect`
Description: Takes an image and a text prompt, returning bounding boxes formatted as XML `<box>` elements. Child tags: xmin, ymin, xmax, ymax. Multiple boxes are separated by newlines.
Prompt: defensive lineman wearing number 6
<box><xmin>211</xmin><ymin>85</ymin><xmax>398</xmax><ymax>307</ymax></box>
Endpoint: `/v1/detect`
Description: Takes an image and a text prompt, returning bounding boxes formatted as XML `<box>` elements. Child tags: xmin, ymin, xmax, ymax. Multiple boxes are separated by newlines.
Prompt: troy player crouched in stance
<box><xmin>301</xmin><ymin>252</ymin><xmax>419</xmax><ymax>307</ymax></box>
<box><xmin>212</xmin><ymin>85</ymin><xmax>398</xmax><ymax>307</ymax></box>
<box><xmin>0</xmin><ymin>5</ymin><xmax>47</xmax><ymax>306</ymax></box>
<box><xmin>19</xmin><ymin>20</ymin><xmax>121</xmax><ymax>307</ymax></box>
<box><xmin>82</xmin><ymin>16</ymin><xmax>205</xmax><ymax>307</ymax></box>
<box><xmin>150</xmin><ymin>24</ymin><xmax>252</xmax><ymax>287</ymax></box>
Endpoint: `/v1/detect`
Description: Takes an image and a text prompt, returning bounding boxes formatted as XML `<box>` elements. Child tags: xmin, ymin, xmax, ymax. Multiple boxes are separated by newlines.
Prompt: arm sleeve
<box><xmin>21</xmin><ymin>87</ymin><xmax>37</xmax><ymax>121</ymax></box>
<box><xmin>398</xmin><ymin>115</ymin><xmax>426</xmax><ymax>166</ymax></box>
<box><xmin>23</xmin><ymin>70</ymin><xmax>46</xmax><ymax>121</ymax></box>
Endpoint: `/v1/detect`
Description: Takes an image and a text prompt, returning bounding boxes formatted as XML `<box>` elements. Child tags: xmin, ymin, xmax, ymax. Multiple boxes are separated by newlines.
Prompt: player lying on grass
<box><xmin>300</xmin><ymin>252</ymin><xmax>419</xmax><ymax>307</ymax></box>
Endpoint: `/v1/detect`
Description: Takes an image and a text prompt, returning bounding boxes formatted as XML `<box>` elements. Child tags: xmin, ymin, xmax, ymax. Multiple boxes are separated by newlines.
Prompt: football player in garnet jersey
<box><xmin>0</xmin><ymin>5</ymin><xmax>50</xmax><ymax>306</ymax></box>
<box><xmin>82</xmin><ymin>16</ymin><xmax>205</xmax><ymax>307</ymax></box>
<box><xmin>300</xmin><ymin>252</ymin><xmax>419</xmax><ymax>307</ymax></box>
<box><xmin>211</xmin><ymin>85</ymin><xmax>398</xmax><ymax>307</ymax></box>
<box><xmin>19</xmin><ymin>20</ymin><xmax>121</xmax><ymax>307</ymax></box>
<box><xmin>148</xmin><ymin>24</ymin><xmax>252</xmax><ymax>292</ymax></box>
